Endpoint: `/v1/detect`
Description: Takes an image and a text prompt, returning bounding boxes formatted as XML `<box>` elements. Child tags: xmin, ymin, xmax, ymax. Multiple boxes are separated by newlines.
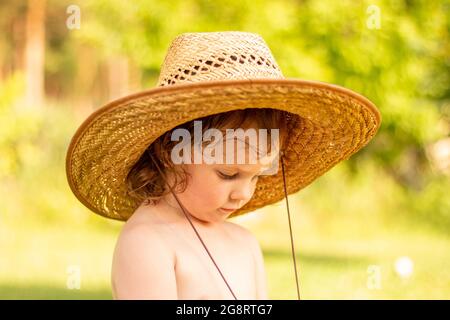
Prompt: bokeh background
<box><xmin>0</xmin><ymin>0</ymin><xmax>449</xmax><ymax>299</ymax></box>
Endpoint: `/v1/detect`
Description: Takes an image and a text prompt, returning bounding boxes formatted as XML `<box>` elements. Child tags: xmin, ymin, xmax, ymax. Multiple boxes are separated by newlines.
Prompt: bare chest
<box><xmin>162</xmin><ymin>223</ymin><xmax>257</xmax><ymax>300</ymax></box>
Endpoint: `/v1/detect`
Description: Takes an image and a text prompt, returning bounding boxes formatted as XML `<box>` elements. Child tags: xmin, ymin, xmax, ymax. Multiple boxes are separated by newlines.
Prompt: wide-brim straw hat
<box><xmin>66</xmin><ymin>31</ymin><xmax>381</xmax><ymax>222</ymax></box>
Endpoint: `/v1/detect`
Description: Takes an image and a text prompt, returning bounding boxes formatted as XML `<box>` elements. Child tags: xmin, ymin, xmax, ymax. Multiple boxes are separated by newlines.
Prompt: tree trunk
<box><xmin>24</xmin><ymin>0</ymin><xmax>46</xmax><ymax>107</ymax></box>
<box><xmin>107</xmin><ymin>55</ymin><xmax>129</xmax><ymax>101</ymax></box>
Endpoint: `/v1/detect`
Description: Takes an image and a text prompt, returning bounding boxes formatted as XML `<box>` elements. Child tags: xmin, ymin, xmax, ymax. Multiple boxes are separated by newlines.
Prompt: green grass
<box><xmin>1</xmin><ymin>204</ymin><xmax>449</xmax><ymax>300</ymax></box>
<box><xmin>237</xmin><ymin>206</ymin><xmax>450</xmax><ymax>300</ymax></box>
<box><xmin>0</xmin><ymin>283</ymin><xmax>112</xmax><ymax>300</ymax></box>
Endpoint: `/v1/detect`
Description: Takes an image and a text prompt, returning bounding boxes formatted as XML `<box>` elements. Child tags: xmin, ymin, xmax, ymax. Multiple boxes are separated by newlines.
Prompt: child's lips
<box><xmin>219</xmin><ymin>207</ymin><xmax>238</xmax><ymax>213</ymax></box>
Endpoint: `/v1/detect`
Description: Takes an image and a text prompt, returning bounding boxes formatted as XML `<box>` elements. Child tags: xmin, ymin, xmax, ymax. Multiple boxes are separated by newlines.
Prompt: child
<box><xmin>112</xmin><ymin>108</ymin><xmax>287</xmax><ymax>299</ymax></box>
<box><xmin>65</xmin><ymin>31</ymin><xmax>381</xmax><ymax>300</ymax></box>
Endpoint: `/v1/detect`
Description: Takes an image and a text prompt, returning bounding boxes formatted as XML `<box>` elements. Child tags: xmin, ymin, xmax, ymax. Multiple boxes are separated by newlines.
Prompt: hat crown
<box><xmin>157</xmin><ymin>31</ymin><xmax>284</xmax><ymax>87</ymax></box>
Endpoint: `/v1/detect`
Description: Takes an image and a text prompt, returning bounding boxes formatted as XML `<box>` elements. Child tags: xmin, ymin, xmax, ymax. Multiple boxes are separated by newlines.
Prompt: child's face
<box><xmin>171</xmin><ymin>136</ymin><xmax>279</xmax><ymax>225</ymax></box>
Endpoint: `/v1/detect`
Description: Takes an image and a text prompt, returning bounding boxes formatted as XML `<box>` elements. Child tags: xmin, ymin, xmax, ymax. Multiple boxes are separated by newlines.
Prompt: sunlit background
<box><xmin>0</xmin><ymin>0</ymin><xmax>449</xmax><ymax>299</ymax></box>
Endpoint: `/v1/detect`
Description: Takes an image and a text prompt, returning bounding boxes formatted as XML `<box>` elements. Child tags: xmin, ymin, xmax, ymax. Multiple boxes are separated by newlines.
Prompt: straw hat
<box><xmin>65</xmin><ymin>31</ymin><xmax>381</xmax><ymax>222</ymax></box>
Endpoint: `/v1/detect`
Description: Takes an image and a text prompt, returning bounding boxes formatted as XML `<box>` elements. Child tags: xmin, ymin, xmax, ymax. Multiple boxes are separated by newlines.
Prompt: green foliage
<box><xmin>0</xmin><ymin>0</ymin><xmax>449</xmax><ymax>299</ymax></box>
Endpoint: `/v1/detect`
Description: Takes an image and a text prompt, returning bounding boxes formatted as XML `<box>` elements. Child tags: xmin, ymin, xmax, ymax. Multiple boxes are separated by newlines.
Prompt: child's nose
<box><xmin>229</xmin><ymin>181</ymin><xmax>256</xmax><ymax>202</ymax></box>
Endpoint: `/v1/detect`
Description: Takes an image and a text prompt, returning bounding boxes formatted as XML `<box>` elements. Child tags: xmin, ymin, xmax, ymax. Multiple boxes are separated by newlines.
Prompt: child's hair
<box><xmin>126</xmin><ymin>108</ymin><xmax>290</xmax><ymax>206</ymax></box>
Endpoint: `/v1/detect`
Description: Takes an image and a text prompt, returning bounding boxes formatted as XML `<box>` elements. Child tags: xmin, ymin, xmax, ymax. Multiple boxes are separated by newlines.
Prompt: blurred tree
<box><xmin>0</xmin><ymin>0</ymin><xmax>448</xmax><ymax>228</ymax></box>
<box><xmin>0</xmin><ymin>0</ymin><xmax>27</xmax><ymax>80</ymax></box>
<box><xmin>24</xmin><ymin>0</ymin><xmax>46</xmax><ymax>107</ymax></box>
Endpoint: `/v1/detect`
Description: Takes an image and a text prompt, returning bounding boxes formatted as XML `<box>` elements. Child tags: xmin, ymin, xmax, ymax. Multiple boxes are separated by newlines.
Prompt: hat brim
<box><xmin>66</xmin><ymin>78</ymin><xmax>381</xmax><ymax>221</ymax></box>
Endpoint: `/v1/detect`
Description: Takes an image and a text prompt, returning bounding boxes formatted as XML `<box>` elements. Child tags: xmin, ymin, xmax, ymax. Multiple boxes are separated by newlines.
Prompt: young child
<box><xmin>65</xmin><ymin>31</ymin><xmax>381</xmax><ymax>300</ymax></box>
<box><xmin>112</xmin><ymin>108</ymin><xmax>287</xmax><ymax>299</ymax></box>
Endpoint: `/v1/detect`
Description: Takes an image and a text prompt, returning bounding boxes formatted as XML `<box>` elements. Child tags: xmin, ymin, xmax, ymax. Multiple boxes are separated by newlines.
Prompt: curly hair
<box><xmin>126</xmin><ymin>108</ymin><xmax>290</xmax><ymax>207</ymax></box>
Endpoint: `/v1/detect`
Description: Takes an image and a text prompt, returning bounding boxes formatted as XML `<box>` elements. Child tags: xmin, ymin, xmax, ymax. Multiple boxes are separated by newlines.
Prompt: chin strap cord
<box><xmin>148</xmin><ymin>151</ymin><xmax>300</xmax><ymax>300</ymax></box>
<box><xmin>149</xmin><ymin>152</ymin><xmax>238</xmax><ymax>300</ymax></box>
<box><xmin>280</xmin><ymin>153</ymin><xmax>301</xmax><ymax>300</ymax></box>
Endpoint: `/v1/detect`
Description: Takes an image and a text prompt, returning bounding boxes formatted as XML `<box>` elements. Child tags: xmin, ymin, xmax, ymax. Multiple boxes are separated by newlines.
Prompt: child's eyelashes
<box><xmin>216</xmin><ymin>170</ymin><xmax>261</xmax><ymax>181</ymax></box>
<box><xmin>217</xmin><ymin>171</ymin><xmax>238</xmax><ymax>180</ymax></box>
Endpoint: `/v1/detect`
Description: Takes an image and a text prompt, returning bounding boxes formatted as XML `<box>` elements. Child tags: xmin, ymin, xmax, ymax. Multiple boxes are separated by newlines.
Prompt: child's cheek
<box><xmin>203</xmin><ymin>181</ymin><xmax>229</xmax><ymax>206</ymax></box>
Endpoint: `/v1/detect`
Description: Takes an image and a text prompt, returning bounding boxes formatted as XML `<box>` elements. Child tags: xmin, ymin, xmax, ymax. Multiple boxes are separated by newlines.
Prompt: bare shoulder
<box><xmin>111</xmin><ymin>209</ymin><xmax>177</xmax><ymax>299</ymax></box>
<box><xmin>113</xmin><ymin>208</ymin><xmax>177</xmax><ymax>269</ymax></box>
<box><xmin>224</xmin><ymin>221</ymin><xmax>260</xmax><ymax>250</ymax></box>
<box><xmin>116</xmin><ymin>217</ymin><xmax>169</xmax><ymax>250</ymax></box>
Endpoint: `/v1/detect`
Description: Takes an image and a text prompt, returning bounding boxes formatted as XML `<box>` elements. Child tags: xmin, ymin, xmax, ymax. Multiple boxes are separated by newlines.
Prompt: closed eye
<box><xmin>217</xmin><ymin>171</ymin><xmax>238</xmax><ymax>180</ymax></box>
<box><xmin>217</xmin><ymin>171</ymin><xmax>261</xmax><ymax>181</ymax></box>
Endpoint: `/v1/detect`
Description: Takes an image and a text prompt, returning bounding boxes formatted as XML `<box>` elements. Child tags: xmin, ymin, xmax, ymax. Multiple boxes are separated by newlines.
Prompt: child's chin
<box><xmin>217</xmin><ymin>208</ymin><xmax>234</xmax><ymax>216</ymax></box>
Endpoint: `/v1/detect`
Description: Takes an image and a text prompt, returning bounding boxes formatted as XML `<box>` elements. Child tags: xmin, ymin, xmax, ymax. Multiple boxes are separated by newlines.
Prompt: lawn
<box><xmin>1</xmin><ymin>204</ymin><xmax>449</xmax><ymax>300</ymax></box>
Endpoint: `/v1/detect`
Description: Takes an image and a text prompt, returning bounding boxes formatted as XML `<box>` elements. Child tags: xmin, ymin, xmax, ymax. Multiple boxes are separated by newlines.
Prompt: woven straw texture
<box><xmin>66</xmin><ymin>32</ymin><xmax>381</xmax><ymax>221</ymax></box>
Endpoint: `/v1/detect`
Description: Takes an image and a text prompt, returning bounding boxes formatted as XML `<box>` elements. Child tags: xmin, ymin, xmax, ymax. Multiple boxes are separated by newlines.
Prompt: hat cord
<box><xmin>148</xmin><ymin>152</ymin><xmax>238</xmax><ymax>300</ymax></box>
<box><xmin>148</xmin><ymin>151</ymin><xmax>300</xmax><ymax>300</ymax></box>
<box><xmin>280</xmin><ymin>153</ymin><xmax>301</xmax><ymax>300</ymax></box>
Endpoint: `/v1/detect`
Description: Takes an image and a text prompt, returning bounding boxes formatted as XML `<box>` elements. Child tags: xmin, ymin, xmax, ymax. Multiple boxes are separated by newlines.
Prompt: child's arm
<box><xmin>111</xmin><ymin>224</ymin><xmax>177</xmax><ymax>299</ymax></box>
